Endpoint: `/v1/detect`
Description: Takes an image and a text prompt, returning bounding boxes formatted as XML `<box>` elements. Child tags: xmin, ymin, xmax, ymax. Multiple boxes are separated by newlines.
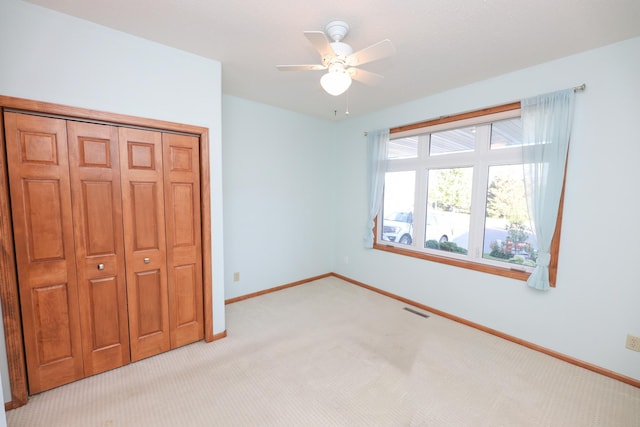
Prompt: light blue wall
<box><xmin>1</xmin><ymin>1</ymin><xmax>638</xmax><ymax>420</ymax></box>
<box><xmin>333</xmin><ymin>37</ymin><xmax>640</xmax><ymax>381</ymax></box>
<box><xmin>222</xmin><ymin>95</ymin><xmax>336</xmax><ymax>299</ymax></box>
<box><xmin>0</xmin><ymin>0</ymin><xmax>225</xmax><ymax>410</ymax></box>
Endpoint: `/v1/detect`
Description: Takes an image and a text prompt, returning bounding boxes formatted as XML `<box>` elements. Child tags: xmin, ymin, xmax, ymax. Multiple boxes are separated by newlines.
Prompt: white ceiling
<box><xmin>24</xmin><ymin>0</ymin><xmax>640</xmax><ymax>121</ymax></box>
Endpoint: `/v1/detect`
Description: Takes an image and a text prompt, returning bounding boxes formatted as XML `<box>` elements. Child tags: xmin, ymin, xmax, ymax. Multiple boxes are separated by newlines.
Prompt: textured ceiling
<box><xmin>23</xmin><ymin>0</ymin><xmax>640</xmax><ymax>120</ymax></box>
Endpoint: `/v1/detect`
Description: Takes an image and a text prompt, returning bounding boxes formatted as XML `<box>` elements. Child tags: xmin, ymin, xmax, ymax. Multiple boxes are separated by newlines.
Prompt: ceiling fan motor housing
<box><xmin>323</xmin><ymin>21</ymin><xmax>353</xmax><ymax>67</ymax></box>
<box><xmin>325</xmin><ymin>20</ymin><xmax>350</xmax><ymax>42</ymax></box>
<box><xmin>330</xmin><ymin>41</ymin><xmax>353</xmax><ymax>57</ymax></box>
<box><xmin>322</xmin><ymin>42</ymin><xmax>353</xmax><ymax>67</ymax></box>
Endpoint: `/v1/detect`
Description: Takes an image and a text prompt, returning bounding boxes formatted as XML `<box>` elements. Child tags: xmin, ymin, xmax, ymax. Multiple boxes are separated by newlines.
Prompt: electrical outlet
<box><xmin>233</xmin><ymin>272</ymin><xmax>240</xmax><ymax>282</ymax></box>
<box><xmin>626</xmin><ymin>334</ymin><xmax>640</xmax><ymax>352</ymax></box>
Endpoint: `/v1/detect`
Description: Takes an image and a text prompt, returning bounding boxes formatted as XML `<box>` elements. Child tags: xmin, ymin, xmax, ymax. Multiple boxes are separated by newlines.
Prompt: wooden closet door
<box><xmin>67</xmin><ymin>121</ymin><xmax>130</xmax><ymax>375</ymax></box>
<box><xmin>163</xmin><ymin>133</ymin><xmax>203</xmax><ymax>348</ymax></box>
<box><xmin>4</xmin><ymin>112</ymin><xmax>84</xmax><ymax>393</ymax></box>
<box><xmin>119</xmin><ymin>127</ymin><xmax>170</xmax><ymax>361</ymax></box>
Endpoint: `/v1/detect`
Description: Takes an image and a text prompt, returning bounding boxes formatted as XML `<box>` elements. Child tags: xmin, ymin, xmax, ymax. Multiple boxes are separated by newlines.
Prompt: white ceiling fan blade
<box><xmin>276</xmin><ymin>64</ymin><xmax>327</xmax><ymax>71</ymax></box>
<box><xmin>304</xmin><ymin>31</ymin><xmax>334</xmax><ymax>57</ymax></box>
<box><xmin>349</xmin><ymin>68</ymin><xmax>384</xmax><ymax>86</ymax></box>
<box><xmin>347</xmin><ymin>39</ymin><xmax>395</xmax><ymax>66</ymax></box>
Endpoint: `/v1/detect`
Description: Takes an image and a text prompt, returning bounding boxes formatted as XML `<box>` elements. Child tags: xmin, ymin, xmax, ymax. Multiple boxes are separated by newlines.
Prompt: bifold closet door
<box><xmin>5</xmin><ymin>112</ymin><xmax>206</xmax><ymax>394</ymax></box>
<box><xmin>67</xmin><ymin>121</ymin><xmax>130</xmax><ymax>375</ymax></box>
<box><xmin>4</xmin><ymin>113</ymin><xmax>84</xmax><ymax>393</ymax></box>
<box><xmin>163</xmin><ymin>133</ymin><xmax>204</xmax><ymax>348</ymax></box>
<box><xmin>119</xmin><ymin>127</ymin><xmax>171</xmax><ymax>361</ymax></box>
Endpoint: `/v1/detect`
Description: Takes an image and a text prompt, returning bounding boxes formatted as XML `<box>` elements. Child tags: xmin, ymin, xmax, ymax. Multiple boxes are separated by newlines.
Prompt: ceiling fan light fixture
<box><xmin>320</xmin><ymin>69</ymin><xmax>352</xmax><ymax>96</ymax></box>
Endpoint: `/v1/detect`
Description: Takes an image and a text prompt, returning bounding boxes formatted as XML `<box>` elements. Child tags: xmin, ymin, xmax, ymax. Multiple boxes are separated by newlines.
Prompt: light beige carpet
<box><xmin>6</xmin><ymin>276</ymin><xmax>640</xmax><ymax>426</ymax></box>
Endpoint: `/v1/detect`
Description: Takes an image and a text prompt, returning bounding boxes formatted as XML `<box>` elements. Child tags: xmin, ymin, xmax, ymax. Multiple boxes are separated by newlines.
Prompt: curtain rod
<box><xmin>364</xmin><ymin>83</ymin><xmax>587</xmax><ymax>136</ymax></box>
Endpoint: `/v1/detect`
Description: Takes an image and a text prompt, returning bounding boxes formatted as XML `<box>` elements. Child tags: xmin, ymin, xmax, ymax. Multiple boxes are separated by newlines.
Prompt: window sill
<box><xmin>373</xmin><ymin>242</ymin><xmax>531</xmax><ymax>282</ymax></box>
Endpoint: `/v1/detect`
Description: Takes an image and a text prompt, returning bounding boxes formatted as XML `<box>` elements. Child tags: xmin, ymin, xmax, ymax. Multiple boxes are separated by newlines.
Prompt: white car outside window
<box><xmin>382</xmin><ymin>211</ymin><xmax>452</xmax><ymax>246</ymax></box>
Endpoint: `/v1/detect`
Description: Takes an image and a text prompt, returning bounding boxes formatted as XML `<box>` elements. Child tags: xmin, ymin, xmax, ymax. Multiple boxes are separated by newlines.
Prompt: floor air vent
<box><xmin>403</xmin><ymin>307</ymin><xmax>430</xmax><ymax>318</ymax></box>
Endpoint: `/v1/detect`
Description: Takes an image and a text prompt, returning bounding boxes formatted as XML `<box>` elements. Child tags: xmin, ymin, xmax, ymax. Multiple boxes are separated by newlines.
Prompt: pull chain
<box><xmin>345</xmin><ymin>92</ymin><xmax>350</xmax><ymax>116</ymax></box>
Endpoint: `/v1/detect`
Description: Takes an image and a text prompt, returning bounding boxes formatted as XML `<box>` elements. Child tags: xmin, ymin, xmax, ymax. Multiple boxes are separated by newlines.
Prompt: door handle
<box><xmin>97</xmin><ymin>263</ymin><xmax>105</xmax><ymax>270</ymax></box>
<box><xmin>143</xmin><ymin>257</ymin><xmax>151</xmax><ymax>264</ymax></box>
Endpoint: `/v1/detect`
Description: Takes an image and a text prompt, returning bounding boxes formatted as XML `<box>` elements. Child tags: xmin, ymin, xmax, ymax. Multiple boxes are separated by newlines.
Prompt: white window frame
<box><xmin>375</xmin><ymin>104</ymin><xmax>561</xmax><ymax>282</ymax></box>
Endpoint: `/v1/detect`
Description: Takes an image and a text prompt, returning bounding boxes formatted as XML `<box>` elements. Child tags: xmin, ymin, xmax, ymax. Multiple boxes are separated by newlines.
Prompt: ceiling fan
<box><xmin>276</xmin><ymin>21</ymin><xmax>396</xmax><ymax>96</ymax></box>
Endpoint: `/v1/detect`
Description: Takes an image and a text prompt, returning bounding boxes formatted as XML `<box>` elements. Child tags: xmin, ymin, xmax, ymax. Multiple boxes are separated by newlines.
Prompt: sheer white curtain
<box><xmin>363</xmin><ymin>129</ymin><xmax>389</xmax><ymax>248</ymax></box>
<box><xmin>522</xmin><ymin>88</ymin><xmax>575</xmax><ymax>290</ymax></box>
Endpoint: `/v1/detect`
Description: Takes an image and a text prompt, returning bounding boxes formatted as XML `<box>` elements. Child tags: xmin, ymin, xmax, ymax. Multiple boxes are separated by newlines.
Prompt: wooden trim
<box><xmin>372</xmin><ymin>207</ymin><xmax>562</xmax><ymax>285</ymax></box>
<box><xmin>373</xmin><ymin>216</ymin><xmax>531</xmax><ymax>282</ymax></box>
<box><xmin>4</xmin><ymin>399</ymin><xmax>24</xmax><ymax>411</ymax></box>
<box><xmin>0</xmin><ymin>95</ymin><xmax>207</xmax><ymax>135</ymax></box>
<box><xmin>0</xmin><ymin>96</ymin><xmax>215</xmax><ymax>408</ymax></box>
<box><xmin>547</xmin><ymin>158</ymin><xmax>570</xmax><ymax>288</ymax></box>
<box><xmin>331</xmin><ymin>273</ymin><xmax>640</xmax><ymax>389</ymax></box>
<box><xmin>0</xmin><ymin>111</ymin><xmax>29</xmax><ymax>409</ymax></box>
<box><xmin>390</xmin><ymin>102</ymin><xmax>521</xmax><ymax>135</ymax></box>
<box><xmin>210</xmin><ymin>330</ymin><xmax>227</xmax><ymax>341</ymax></box>
<box><xmin>199</xmin><ymin>131</ymin><xmax>215</xmax><ymax>342</ymax></box>
<box><xmin>374</xmin><ymin>240</ymin><xmax>531</xmax><ymax>282</ymax></box>
<box><xmin>225</xmin><ymin>273</ymin><xmax>332</xmax><ymax>304</ymax></box>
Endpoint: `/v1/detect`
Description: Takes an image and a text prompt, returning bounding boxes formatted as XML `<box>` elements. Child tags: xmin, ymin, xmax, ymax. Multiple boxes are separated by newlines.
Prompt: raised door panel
<box><xmin>163</xmin><ymin>133</ymin><xmax>203</xmax><ymax>348</ymax></box>
<box><xmin>4</xmin><ymin>112</ymin><xmax>83</xmax><ymax>393</ymax></box>
<box><xmin>67</xmin><ymin>121</ymin><xmax>130</xmax><ymax>376</ymax></box>
<box><xmin>134</xmin><ymin>269</ymin><xmax>165</xmax><ymax>336</ymax></box>
<box><xmin>119</xmin><ymin>127</ymin><xmax>170</xmax><ymax>361</ymax></box>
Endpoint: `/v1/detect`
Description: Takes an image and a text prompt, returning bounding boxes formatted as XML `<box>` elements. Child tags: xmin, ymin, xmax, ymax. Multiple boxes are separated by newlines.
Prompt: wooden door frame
<box><xmin>0</xmin><ymin>96</ymin><xmax>215</xmax><ymax>409</ymax></box>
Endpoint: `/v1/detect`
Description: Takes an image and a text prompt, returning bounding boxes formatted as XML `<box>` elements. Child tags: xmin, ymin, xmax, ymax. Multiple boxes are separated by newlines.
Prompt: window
<box><xmin>376</xmin><ymin>103</ymin><xmax>563</xmax><ymax>284</ymax></box>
